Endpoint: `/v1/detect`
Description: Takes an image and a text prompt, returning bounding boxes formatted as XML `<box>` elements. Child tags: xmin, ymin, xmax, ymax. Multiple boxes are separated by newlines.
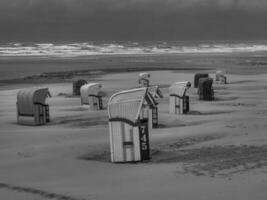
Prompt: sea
<box><xmin>1</xmin><ymin>40</ymin><xmax>267</xmax><ymax>80</ymax></box>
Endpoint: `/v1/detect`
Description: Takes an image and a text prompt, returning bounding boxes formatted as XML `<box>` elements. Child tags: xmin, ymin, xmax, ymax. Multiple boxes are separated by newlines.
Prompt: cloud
<box><xmin>1</xmin><ymin>0</ymin><xmax>267</xmax><ymax>41</ymax></box>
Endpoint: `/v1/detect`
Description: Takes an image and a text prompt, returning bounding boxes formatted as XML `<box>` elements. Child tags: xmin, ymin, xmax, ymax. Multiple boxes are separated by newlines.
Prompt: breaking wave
<box><xmin>1</xmin><ymin>41</ymin><xmax>267</xmax><ymax>57</ymax></box>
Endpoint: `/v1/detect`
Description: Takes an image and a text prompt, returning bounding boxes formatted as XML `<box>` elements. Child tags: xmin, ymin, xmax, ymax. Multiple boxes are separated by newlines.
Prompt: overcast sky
<box><xmin>1</xmin><ymin>0</ymin><xmax>267</xmax><ymax>42</ymax></box>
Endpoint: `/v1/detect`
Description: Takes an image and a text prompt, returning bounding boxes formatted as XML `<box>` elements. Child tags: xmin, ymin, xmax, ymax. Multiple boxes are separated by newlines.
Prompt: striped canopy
<box><xmin>108</xmin><ymin>88</ymin><xmax>150</xmax><ymax>124</ymax></box>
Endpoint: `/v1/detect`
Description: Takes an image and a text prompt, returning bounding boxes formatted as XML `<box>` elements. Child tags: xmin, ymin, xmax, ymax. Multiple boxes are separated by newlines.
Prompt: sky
<box><xmin>1</xmin><ymin>0</ymin><xmax>267</xmax><ymax>42</ymax></box>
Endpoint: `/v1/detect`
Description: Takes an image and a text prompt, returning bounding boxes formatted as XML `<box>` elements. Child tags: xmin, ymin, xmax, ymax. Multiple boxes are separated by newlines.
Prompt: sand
<box><xmin>1</xmin><ymin>56</ymin><xmax>267</xmax><ymax>200</ymax></box>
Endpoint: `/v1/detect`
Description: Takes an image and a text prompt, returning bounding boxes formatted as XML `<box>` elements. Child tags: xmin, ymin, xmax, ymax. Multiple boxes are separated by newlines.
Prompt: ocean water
<box><xmin>1</xmin><ymin>41</ymin><xmax>267</xmax><ymax>81</ymax></box>
<box><xmin>1</xmin><ymin>41</ymin><xmax>267</xmax><ymax>57</ymax></box>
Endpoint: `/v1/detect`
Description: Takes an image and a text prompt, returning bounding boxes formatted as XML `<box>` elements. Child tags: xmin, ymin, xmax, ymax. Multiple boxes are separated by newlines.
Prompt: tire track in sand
<box><xmin>0</xmin><ymin>182</ymin><xmax>90</xmax><ymax>200</ymax></box>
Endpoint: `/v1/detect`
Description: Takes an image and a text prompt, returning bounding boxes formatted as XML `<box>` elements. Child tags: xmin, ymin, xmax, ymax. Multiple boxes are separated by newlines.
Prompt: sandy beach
<box><xmin>1</xmin><ymin>54</ymin><xmax>267</xmax><ymax>200</ymax></box>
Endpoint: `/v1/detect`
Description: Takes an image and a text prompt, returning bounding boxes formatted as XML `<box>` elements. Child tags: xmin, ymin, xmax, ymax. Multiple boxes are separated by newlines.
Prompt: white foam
<box><xmin>1</xmin><ymin>42</ymin><xmax>267</xmax><ymax>57</ymax></box>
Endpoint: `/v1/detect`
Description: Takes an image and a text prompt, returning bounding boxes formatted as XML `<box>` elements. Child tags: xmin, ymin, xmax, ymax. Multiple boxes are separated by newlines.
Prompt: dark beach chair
<box><xmin>194</xmin><ymin>73</ymin><xmax>209</xmax><ymax>88</ymax></box>
<box><xmin>73</xmin><ymin>79</ymin><xmax>87</xmax><ymax>96</ymax></box>
<box><xmin>198</xmin><ymin>78</ymin><xmax>214</xmax><ymax>101</ymax></box>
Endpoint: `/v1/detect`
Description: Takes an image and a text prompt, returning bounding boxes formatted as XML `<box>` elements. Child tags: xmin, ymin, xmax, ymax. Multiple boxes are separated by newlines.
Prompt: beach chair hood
<box><xmin>139</xmin><ymin>72</ymin><xmax>150</xmax><ymax>80</ymax></box>
<box><xmin>169</xmin><ymin>81</ymin><xmax>191</xmax><ymax>98</ymax></box>
<box><xmin>199</xmin><ymin>78</ymin><xmax>213</xmax><ymax>86</ymax></box>
<box><xmin>216</xmin><ymin>70</ymin><xmax>225</xmax><ymax>76</ymax></box>
<box><xmin>80</xmin><ymin>83</ymin><xmax>102</xmax><ymax>104</ymax></box>
<box><xmin>108</xmin><ymin>88</ymin><xmax>148</xmax><ymax>125</ymax></box>
<box><xmin>194</xmin><ymin>73</ymin><xmax>209</xmax><ymax>88</ymax></box>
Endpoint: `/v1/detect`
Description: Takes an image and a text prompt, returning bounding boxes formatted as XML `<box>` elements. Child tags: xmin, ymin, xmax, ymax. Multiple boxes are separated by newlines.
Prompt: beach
<box><xmin>1</xmin><ymin>53</ymin><xmax>267</xmax><ymax>200</ymax></box>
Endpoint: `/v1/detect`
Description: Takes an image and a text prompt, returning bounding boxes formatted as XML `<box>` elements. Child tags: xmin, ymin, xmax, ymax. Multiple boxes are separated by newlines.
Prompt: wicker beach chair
<box><xmin>73</xmin><ymin>79</ymin><xmax>87</xmax><ymax>96</ymax></box>
<box><xmin>108</xmin><ymin>87</ymin><xmax>158</xmax><ymax>162</ymax></box>
<box><xmin>169</xmin><ymin>81</ymin><xmax>191</xmax><ymax>114</ymax></box>
<box><xmin>17</xmin><ymin>87</ymin><xmax>51</xmax><ymax>125</ymax></box>
<box><xmin>80</xmin><ymin>83</ymin><xmax>103</xmax><ymax>110</ymax></box>
<box><xmin>198</xmin><ymin>78</ymin><xmax>214</xmax><ymax>101</ymax></box>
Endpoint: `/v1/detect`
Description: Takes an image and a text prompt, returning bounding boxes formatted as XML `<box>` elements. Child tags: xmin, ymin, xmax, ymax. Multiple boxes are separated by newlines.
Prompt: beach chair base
<box><xmin>109</xmin><ymin>118</ymin><xmax>150</xmax><ymax>163</ymax></box>
<box><xmin>170</xmin><ymin>95</ymin><xmax>190</xmax><ymax>114</ymax></box>
<box><xmin>17</xmin><ymin>103</ymin><xmax>50</xmax><ymax>126</ymax></box>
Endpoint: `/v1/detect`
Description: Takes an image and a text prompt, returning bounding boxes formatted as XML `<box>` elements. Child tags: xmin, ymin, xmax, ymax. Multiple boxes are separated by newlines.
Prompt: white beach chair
<box><xmin>138</xmin><ymin>72</ymin><xmax>150</xmax><ymax>87</ymax></box>
<box><xmin>169</xmin><ymin>81</ymin><xmax>191</xmax><ymax>114</ymax></box>
<box><xmin>108</xmin><ymin>87</ymin><xmax>154</xmax><ymax>162</ymax></box>
<box><xmin>215</xmin><ymin>70</ymin><xmax>227</xmax><ymax>84</ymax></box>
<box><xmin>80</xmin><ymin>83</ymin><xmax>103</xmax><ymax>110</ymax></box>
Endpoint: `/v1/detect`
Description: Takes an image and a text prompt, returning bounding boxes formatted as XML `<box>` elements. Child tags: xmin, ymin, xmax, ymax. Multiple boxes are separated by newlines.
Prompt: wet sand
<box><xmin>1</xmin><ymin>51</ymin><xmax>267</xmax><ymax>81</ymax></box>
<box><xmin>1</xmin><ymin>55</ymin><xmax>267</xmax><ymax>199</ymax></box>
